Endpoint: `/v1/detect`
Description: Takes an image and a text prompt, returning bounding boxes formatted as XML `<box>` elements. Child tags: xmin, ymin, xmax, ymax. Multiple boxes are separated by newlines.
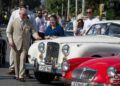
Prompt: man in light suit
<box><xmin>6</xmin><ymin>7</ymin><xmax>41</xmax><ymax>82</ymax></box>
<box><xmin>7</xmin><ymin>1</ymin><xmax>37</xmax><ymax>76</ymax></box>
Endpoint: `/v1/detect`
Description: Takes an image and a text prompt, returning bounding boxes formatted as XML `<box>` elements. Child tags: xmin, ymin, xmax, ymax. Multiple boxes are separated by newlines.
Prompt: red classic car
<box><xmin>71</xmin><ymin>57</ymin><xmax>120</xmax><ymax>86</ymax></box>
<box><xmin>62</xmin><ymin>57</ymin><xmax>96</xmax><ymax>83</ymax></box>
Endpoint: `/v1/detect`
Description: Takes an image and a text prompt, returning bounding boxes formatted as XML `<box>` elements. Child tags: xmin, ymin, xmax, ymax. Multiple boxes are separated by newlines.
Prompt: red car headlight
<box><xmin>107</xmin><ymin>67</ymin><xmax>116</xmax><ymax>78</ymax></box>
<box><xmin>62</xmin><ymin>61</ymin><xmax>70</xmax><ymax>72</ymax></box>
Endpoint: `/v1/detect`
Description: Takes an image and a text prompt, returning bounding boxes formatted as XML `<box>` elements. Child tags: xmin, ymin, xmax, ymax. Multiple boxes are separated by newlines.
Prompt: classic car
<box><xmin>27</xmin><ymin>35</ymin><xmax>120</xmax><ymax>83</ymax></box>
<box><xmin>86</xmin><ymin>20</ymin><xmax>120</xmax><ymax>37</ymax></box>
<box><xmin>71</xmin><ymin>57</ymin><xmax>120</xmax><ymax>86</ymax></box>
<box><xmin>62</xmin><ymin>57</ymin><xmax>95</xmax><ymax>83</ymax></box>
<box><xmin>0</xmin><ymin>30</ymin><xmax>7</xmax><ymax>66</ymax></box>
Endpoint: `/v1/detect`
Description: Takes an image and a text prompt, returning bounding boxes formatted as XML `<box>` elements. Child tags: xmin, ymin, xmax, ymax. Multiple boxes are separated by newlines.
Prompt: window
<box><xmin>86</xmin><ymin>23</ymin><xmax>107</xmax><ymax>35</ymax></box>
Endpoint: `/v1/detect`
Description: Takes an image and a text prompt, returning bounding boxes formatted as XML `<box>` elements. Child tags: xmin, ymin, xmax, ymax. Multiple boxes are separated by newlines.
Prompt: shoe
<box><xmin>13</xmin><ymin>76</ymin><xmax>19</xmax><ymax>80</ymax></box>
<box><xmin>8</xmin><ymin>70</ymin><xmax>15</xmax><ymax>75</ymax></box>
<box><xmin>19</xmin><ymin>78</ymin><xmax>25</xmax><ymax>82</ymax></box>
<box><xmin>54</xmin><ymin>76</ymin><xmax>60</xmax><ymax>81</ymax></box>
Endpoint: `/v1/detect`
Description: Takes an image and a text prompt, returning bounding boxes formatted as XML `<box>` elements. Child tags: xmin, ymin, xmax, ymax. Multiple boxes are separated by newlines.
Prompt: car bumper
<box><xmin>61</xmin><ymin>78</ymin><xmax>71</xmax><ymax>85</ymax></box>
<box><xmin>25</xmin><ymin>63</ymin><xmax>62</xmax><ymax>76</ymax></box>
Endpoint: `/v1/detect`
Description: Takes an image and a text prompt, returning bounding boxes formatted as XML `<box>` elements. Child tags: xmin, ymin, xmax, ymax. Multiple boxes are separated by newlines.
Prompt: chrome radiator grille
<box><xmin>72</xmin><ymin>68</ymin><xmax>97</xmax><ymax>82</ymax></box>
<box><xmin>45</xmin><ymin>42</ymin><xmax>59</xmax><ymax>64</ymax></box>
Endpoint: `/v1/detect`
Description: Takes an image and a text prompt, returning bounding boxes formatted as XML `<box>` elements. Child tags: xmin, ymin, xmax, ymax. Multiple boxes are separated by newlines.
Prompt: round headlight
<box><xmin>38</xmin><ymin>42</ymin><xmax>45</xmax><ymax>53</ymax></box>
<box><xmin>62</xmin><ymin>44</ymin><xmax>70</xmax><ymax>56</ymax></box>
<box><xmin>62</xmin><ymin>61</ymin><xmax>70</xmax><ymax>72</ymax></box>
<box><xmin>107</xmin><ymin>67</ymin><xmax>116</xmax><ymax>78</ymax></box>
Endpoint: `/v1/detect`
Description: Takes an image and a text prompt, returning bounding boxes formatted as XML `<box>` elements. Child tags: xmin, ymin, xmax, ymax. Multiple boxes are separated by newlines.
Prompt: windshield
<box><xmin>86</xmin><ymin>23</ymin><xmax>108</xmax><ymax>35</ymax></box>
<box><xmin>86</xmin><ymin>23</ymin><xmax>120</xmax><ymax>37</ymax></box>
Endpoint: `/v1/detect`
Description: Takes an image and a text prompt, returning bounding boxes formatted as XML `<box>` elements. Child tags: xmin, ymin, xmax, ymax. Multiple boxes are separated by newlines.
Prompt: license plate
<box><xmin>39</xmin><ymin>65</ymin><xmax>52</xmax><ymax>72</ymax></box>
<box><xmin>71</xmin><ymin>81</ymin><xmax>91</xmax><ymax>86</ymax></box>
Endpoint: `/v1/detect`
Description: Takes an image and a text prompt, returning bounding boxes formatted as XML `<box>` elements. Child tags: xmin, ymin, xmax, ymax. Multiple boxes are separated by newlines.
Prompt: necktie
<box><xmin>21</xmin><ymin>20</ymin><xmax>25</xmax><ymax>30</ymax></box>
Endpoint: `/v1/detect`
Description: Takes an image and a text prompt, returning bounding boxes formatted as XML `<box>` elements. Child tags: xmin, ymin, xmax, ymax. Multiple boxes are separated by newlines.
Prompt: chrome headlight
<box><xmin>107</xmin><ymin>67</ymin><xmax>116</xmax><ymax>78</ymax></box>
<box><xmin>38</xmin><ymin>42</ymin><xmax>45</xmax><ymax>53</ymax></box>
<box><xmin>62</xmin><ymin>44</ymin><xmax>70</xmax><ymax>56</ymax></box>
<box><xmin>62</xmin><ymin>61</ymin><xmax>70</xmax><ymax>71</ymax></box>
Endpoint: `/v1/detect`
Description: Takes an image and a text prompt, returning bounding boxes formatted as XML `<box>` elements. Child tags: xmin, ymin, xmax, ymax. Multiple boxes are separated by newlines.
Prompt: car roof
<box><xmin>95</xmin><ymin>20</ymin><xmax>120</xmax><ymax>25</ymax></box>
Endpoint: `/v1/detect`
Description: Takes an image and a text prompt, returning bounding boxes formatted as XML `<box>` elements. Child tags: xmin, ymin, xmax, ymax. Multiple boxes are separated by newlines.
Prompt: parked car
<box><xmin>27</xmin><ymin>35</ymin><xmax>120</xmax><ymax>83</ymax></box>
<box><xmin>0</xmin><ymin>30</ymin><xmax>7</xmax><ymax>66</ymax></box>
<box><xmin>71</xmin><ymin>56</ymin><xmax>120</xmax><ymax>86</ymax></box>
<box><xmin>62</xmin><ymin>57</ymin><xmax>95</xmax><ymax>84</ymax></box>
<box><xmin>86</xmin><ymin>20</ymin><xmax>120</xmax><ymax>37</ymax></box>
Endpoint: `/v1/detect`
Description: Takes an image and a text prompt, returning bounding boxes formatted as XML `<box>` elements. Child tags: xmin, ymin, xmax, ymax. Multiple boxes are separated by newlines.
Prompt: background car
<box><xmin>71</xmin><ymin>56</ymin><xmax>120</xmax><ymax>86</ymax></box>
<box><xmin>86</xmin><ymin>20</ymin><xmax>120</xmax><ymax>37</ymax></box>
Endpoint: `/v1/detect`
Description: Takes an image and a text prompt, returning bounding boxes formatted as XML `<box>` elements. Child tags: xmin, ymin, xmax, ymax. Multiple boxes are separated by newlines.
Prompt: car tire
<box><xmin>34</xmin><ymin>71</ymin><xmax>55</xmax><ymax>84</ymax></box>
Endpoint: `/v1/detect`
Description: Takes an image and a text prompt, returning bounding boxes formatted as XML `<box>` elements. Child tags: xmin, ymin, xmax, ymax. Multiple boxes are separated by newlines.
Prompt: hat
<box><xmin>76</xmin><ymin>14</ymin><xmax>83</xmax><ymax>20</ymax></box>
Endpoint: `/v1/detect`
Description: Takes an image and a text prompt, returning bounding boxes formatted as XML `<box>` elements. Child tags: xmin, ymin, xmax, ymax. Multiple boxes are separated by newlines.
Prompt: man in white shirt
<box><xmin>83</xmin><ymin>8</ymin><xmax>100</xmax><ymax>34</ymax></box>
<box><xmin>35</xmin><ymin>9</ymin><xmax>46</xmax><ymax>38</ymax></box>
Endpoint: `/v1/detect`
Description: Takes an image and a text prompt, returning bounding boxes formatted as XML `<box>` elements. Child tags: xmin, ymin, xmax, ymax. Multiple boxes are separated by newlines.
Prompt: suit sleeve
<box><xmin>6</xmin><ymin>12</ymin><xmax>14</xmax><ymax>37</ymax></box>
<box><xmin>6</xmin><ymin>20</ymin><xmax>14</xmax><ymax>42</ymax></box>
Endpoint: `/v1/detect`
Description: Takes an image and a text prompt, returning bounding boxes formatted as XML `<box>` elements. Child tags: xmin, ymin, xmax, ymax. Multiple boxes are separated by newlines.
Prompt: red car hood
<box><xmin>74</xmin><ymin>57</ymin><xmax>120</xmax><ymax>84</ymax></box>
<box><xmin>77</xmin><ymin>57</ymin><xmax>120</xmax><ymax>70</ymax></box>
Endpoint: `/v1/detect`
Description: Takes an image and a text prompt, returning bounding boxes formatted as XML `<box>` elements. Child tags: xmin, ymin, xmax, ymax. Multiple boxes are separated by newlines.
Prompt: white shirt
<box><xmin>83</xmin><ymin>17</ymin><xmax>100</xmax><ymax>33</ymax></box>
<box><xmin>35</xmin><ymin>17</ymin><xmax>46</xmax><ymax>33</ymax></box>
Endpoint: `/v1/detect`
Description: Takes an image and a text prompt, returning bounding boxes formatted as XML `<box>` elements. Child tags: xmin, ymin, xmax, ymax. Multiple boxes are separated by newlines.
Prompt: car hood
<box><xmin>52</xmin><ymin>35</ymin><xmax>120</xmax><ymax>44</ymax></box>
<box><xmin>77</xmin><ymin>57</ymin><xmax>120</xmax><ymax>70</ymax></box>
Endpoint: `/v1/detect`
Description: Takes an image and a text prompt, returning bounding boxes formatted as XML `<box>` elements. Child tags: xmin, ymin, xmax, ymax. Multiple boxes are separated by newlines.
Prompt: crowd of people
<box><xmin>72</xmin><ymin>8</ymin><xmax>100</xmax><ymax>36</ymax></box>
<box><xmin>5</xmin><ymin>0</ymin><xmax>100</xmax><ymax>82</ymax></box>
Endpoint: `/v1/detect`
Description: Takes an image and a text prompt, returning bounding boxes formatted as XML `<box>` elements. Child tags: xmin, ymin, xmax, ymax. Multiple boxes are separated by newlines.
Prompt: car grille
<box><xmin>72</xmin><ymin>68</ymin><xmax>97</xmax><ymax>82</ymax></box>
<box><xmin>45</xmin><ymin>42</ymin><xmax>59</xmax><ymax>64</ymax></box>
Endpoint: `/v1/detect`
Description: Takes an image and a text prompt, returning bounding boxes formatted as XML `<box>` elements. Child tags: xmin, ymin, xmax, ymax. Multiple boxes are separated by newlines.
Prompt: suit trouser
<box><xmin>12</xmin><ymin>47</ymin><xmax>27</xmax><ymax>78</ymax></box>
<box><xmin>9</xmin><ymin>49</ymin><xmax>14</xmax><ymax>70</ymax></box>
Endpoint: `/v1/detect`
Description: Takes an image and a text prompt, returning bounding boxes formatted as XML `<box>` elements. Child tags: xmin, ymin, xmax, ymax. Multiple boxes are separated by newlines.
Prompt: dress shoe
<box><xmin>8</xmin><ymin>70</ymin><xmax>15</xmax><ymax>75</ymax></box>
<box><xmin>13</xmin><ymin>76</ymin><xmax>19</xmax><ymax>80</ymax></box>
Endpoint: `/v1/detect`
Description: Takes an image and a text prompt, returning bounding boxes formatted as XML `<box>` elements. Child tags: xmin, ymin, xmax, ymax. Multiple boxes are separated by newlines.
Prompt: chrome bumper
<box><xmin>25</xmin><ymin>63</ymin><xmax>34</xmax><ymax>70</ymax></box>
<box><xmin>25</xmin><ymin>63</ymin><xmax>62</xmax><ymax>76</ymax></box>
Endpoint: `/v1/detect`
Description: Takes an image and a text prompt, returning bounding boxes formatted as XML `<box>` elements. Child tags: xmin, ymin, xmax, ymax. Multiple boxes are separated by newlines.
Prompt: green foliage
<box><xmin>26</xmin><ymin>0</ymin><xmax>40</xmax><ymax>10</ymax></box>
<box><xmin>105</xmin><ymin>0</ymin><xmax>120</xmax><ymax>20</ymax></box>
<box><xmin>106</xmin><ymin>9</ymin><xmax>115</xmax><ymax>20</ymax></box>
<box><xmin>46</xmin><ymin>0</ymin><xmax>63</xmax><ymax>14</ymax></box>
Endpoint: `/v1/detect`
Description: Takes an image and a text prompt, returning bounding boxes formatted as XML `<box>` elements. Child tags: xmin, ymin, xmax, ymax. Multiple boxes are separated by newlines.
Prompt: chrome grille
<box><xmin>72</xmin><ymin>68</ymin><xmax>97</xmax><ymax>82</ymax></box>
<box><xmin>45</xmin><ymin>42</ymin><xmax>59</xmax><ymax>64</ymax></box>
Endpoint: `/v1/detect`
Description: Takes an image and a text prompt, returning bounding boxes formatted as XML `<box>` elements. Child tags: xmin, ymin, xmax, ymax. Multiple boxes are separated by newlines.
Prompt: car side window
<box><xmin>65</xmin><ymin>22</ymin><xmax>73</xmax><ymax>30</ymax></box>
<box><xmin>108</xmin><ymin>24</ymin><xmax>120</xmax><ymax>35</ymax></box>
<box><xmin>86</xmin><ymin>23</ymin><xmax>107</xmax><ymax>35</ymax></box>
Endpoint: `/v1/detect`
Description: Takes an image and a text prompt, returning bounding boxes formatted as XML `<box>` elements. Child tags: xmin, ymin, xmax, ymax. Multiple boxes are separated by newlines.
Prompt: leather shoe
<box><xmin>13</xmin><ymin>76</ymin><xmax>19</xmax><ymax>80</ymax></box>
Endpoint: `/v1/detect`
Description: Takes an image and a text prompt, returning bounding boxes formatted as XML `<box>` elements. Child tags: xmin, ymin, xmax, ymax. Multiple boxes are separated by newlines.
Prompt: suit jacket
<box><xmin>6</xmin><ymin>17</ymin><xmax>36</xmax><ymax>50</ymax></box>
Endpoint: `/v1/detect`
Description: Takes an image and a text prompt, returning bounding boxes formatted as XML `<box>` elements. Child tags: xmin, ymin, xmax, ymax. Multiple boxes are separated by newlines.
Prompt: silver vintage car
<box><xmin>27</xmin><ymin>20</ymin><xmax>120</xmax><ymax>83</ymax></box>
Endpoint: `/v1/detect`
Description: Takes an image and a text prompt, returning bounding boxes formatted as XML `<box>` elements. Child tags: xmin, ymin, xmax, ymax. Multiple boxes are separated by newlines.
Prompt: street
<box><xmin>0</xmin><ymin>68</ymin><xmax>64</xmax><ymax>86</ymax></box>
<box><xmin>0</xmin><ymin>27</ymin><xmax>65</xmax><ymax>86</ymax></box>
